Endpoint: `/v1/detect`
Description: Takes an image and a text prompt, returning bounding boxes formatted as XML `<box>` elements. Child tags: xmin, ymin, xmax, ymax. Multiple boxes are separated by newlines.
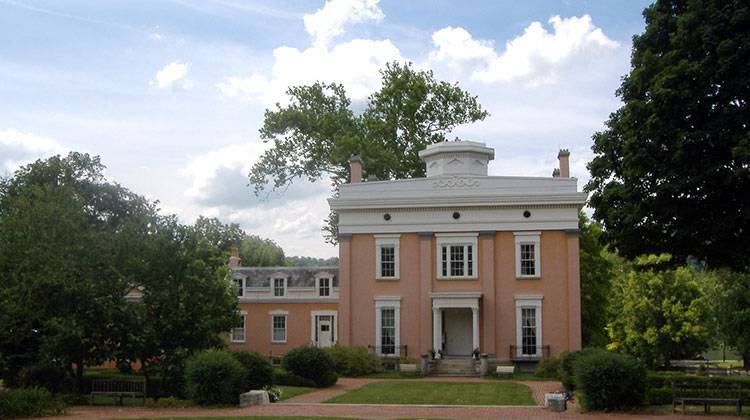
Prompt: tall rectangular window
<box><xmin>318</xmin><ymin>277</ymin><xmax>330</xmax><ymax>297</ymax></box>
<box><xmin>380</xmin><ymin>246</ymin><xmax>395</xmax><ymax>277</ymax></box>
<box><xmin>273</xmin><ymin>278</ymin><xmax>286</xmax><ymax>297</ymax></box>
<box><xmin>380</xmin><ymin>308</ymin><xmax>395</xmax><ymax>355</ymax></box>
<box><xmin>231</xmin><ymin>314</ymin><xmax>245</xmax><ymax>343</ymax></box>
<box><xmin>521</xmin><ymin>308</ymin><xmax>537</xmax><ymax>355</ymax></box>
<box><xmin>272</xmin><ymin>315</ymin><xmax>286</xmax><ymax>343</ymax></box>
<box><xmin>520</xmin><ymin>243</ymin><xmax>536</xmax><ymax>276</ymax></box>
<box><xmin>375</xmin><ymin>235</ymin><xmax>400</xmax><ymax>280</ymax></box>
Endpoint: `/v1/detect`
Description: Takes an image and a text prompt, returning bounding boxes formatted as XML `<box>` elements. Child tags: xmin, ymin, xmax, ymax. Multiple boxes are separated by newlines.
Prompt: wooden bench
<box><xmin>672</xmin><ymin>382</ymin><xmax>742</xmax><ymax>415</ymax></box>
<box><xmin>496</xmin><ymin>365</ymin><xmax>515</xmax><ymax>378</ymax></box>
<box><xmin>90</xmin><ymin>379</ymin><xmax>146</xmax><ymax>406</ymax></box>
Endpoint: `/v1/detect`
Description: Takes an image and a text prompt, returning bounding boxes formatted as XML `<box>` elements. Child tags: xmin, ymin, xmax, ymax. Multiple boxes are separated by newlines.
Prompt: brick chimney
<box><xmin>558</xmin><ymin>149</ymin><xmax>570</xmax><ymax>178</ymax></box>
<box><xmin>228</xmin><ymin>247</ymin><xmax>241</xmax><ymax>268</ymax></box>
<box><xmin>349</xmin><ymin>155</ymin><xmax>362</xmax><ymax>183</ymax></box>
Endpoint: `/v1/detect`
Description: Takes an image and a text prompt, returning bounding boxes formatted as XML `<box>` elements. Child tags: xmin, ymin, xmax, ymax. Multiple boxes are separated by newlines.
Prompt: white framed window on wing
<box><xmin>230</xmin><ymin>312</ymin><xmax>245</xmax><ymax>343</ymax></box>
<box><xmin>318</xmin><ymin>277</ymin><xmax>330</xmax><ymax>297</ymax></box>
<box><xmin>380</xmin><ymin>246</ymin><xmax>395</xmax><ymax>277</ymax></box>
<box><xmin>235</xmin><ymin>278</ymin><xmax>245</xmax><ymax>297</ymax></box>
<box><xmin>520</xmin><ymin>243</ymin><xmax>536</xmax><ymax>276</ymax></box>
<box><xmin>521</xmin><ymin>308</ymin><xmax>537</xmax><ymax>355</ymax></box>
<box><xmin>272</xmin><ymin>277</ymin><xmax>286</xmax><ymax>297</ymax></box>
<box><xmin>272</xmin><ymin>315</ymin><xmax>287</xmax><ymax>343</ymax></box>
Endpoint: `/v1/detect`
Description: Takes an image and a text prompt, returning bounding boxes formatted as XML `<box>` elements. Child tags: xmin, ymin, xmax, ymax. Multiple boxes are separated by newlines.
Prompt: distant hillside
<box><xmin>285</xmin><ymin>256</ymin><xmax>339</xmax><ymax>267</ymax></box>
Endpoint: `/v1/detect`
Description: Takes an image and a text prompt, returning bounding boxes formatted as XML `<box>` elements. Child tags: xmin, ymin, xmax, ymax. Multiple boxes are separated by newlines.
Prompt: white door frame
<box><xmin>310</xmin><ymin>310</ymin><xmax>337</xmax><ymax>346</ymax></box>
<box><xmin>430</xmin><ymin>292</ymin><xmax>481</xmax><ymax>358</ymax></box>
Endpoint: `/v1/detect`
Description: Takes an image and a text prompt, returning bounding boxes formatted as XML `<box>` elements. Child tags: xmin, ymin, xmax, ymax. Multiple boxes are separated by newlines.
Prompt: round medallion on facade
<box><xmin>452</xmin><ymin>211</ymin><xmax>460</xmax><ymax>219</ymax></box>
<box><xmin>523</xmin><ymin>210</ymin><xmax>531</xmax><ymax>218</ymax></box>
<box><xmin>383</xmin><ymin>213</ymin><xmax>391</xmax><ymax>221</ymax></box>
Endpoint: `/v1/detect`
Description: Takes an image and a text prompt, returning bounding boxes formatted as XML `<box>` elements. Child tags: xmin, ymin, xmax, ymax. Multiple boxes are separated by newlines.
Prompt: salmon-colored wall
<box><xmin>227</xmin><ymin>301</ymin><xmax>339</xmax><ymax>356</ymax></box>
<box><xmin>342</xmin><ymin>230</ymin><xmax>582</xmax><ymax>359</ymax></box>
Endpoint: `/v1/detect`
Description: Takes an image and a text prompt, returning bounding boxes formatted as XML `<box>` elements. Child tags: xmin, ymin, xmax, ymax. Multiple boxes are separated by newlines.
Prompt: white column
<box><xmin>432</xmin><ymin>307</ymin><xmax>442</xmax><ymax>357</ymax></box>
<box><xmin>472</xmin><ymin>307</ymin><xmax>480</xmax><ymax>352</ymax></box>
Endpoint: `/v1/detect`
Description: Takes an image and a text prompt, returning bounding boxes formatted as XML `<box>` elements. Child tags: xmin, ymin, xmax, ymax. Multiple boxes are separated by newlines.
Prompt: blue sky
<box><xmin>0</xmin><ymin>0</ymin><xmax>652</xmax><ymax>257</ymax></box>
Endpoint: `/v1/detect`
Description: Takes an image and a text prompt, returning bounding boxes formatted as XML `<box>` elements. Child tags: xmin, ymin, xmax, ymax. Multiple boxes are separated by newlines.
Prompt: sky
<box><xmin>0</xmin><ymin>0</ymin><xmax>653</xmax><ymax>258</ymax></box>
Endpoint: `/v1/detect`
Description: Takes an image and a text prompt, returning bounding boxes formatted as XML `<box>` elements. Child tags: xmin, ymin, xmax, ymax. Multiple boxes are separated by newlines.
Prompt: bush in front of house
<box><xmin>0</xmin><ymin>387</ymin><xmax>66</xmax><ymax>417</ymax></box>
<box><xmin>325</xmin><ymin>345</ymin><xmax>382</xmax><ymax>377</ymax></box>
<box><xmin>573</xmin><ymin>350</ymin><xmax>646</xmax><ymax>411</ymax></box>
<box><xmin>273</xmin><ymin>368</ymin><xmax>317</xmax><ymax>387</ymax></box>
<box><xmin>533</xmin><ymin>355</ymin><xmax>561</xmax><ymax>379</ymax></box>
<box><xmin>18</xmin><ymin>363</ymin><xmax>73</xmax><ymax>394</ymax></box>
<box><xmin>231</xmin><ymin>350</ymin><xmax>274</xmax><ymax>391</ymax></box>
<box><xmin>559</xmin><ymin>348</ymin><xmax>603</xmax><ymax>391</ymax></box>
<box><xmin>282</xmin><ymin>346</ymin><xmax>338</xmax><ymax>387</ymax></box>
<box><xmin>184</xmin><ymin>350</ymin><xmax>246</xmax><ymax>406</ymax></box>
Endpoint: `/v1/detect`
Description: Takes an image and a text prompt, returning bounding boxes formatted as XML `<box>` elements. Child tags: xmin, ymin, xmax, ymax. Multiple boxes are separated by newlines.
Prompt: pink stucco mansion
<box><xmin>228</xmin><ymin>140</ymin><xmax>586</xmax><ymax>367</ymax></box>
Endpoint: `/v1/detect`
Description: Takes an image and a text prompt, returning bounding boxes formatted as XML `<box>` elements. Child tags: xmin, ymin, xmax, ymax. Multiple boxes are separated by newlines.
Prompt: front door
<box><xmin>317</xmin><ymin>316</ymin><xmax>333</xmax><ymax>348</ymax></box>
<box><xmin>443</xmin><ymin>308</ymin><xmax>473</xmax><ymax>356</ymax></box>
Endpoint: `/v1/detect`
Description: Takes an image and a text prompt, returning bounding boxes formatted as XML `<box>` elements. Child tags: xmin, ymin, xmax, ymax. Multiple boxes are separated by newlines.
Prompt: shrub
<box><xmin>232</xmin><ymin>350</ymin><xmax>274</xmax><ymax>390</ymax></box>
<box><xmin>325</xmin><ymin>346</ymin><xmax>382</xmax><ymax>377</ymax></box>
<box><xmin>282</xmin><ymin>346</ymin><xmax>338</xmax><ymax>387</ymax></box>
<box><xmin>273</xmin><ymin>369</ymin><xmax>317</xmax><ymax>387</ymax></box>
<box><xmin>533</xmin><ymin>355</ymin><xmax>561</xmax><ymax>379</ymax></box>
<box><xmin>559</xmin><ymin>348</ymin><xmax>603</xmax><ymax>391</ymax></box>
<box><xmin>0</xmin><ymin>387</ymin><xmax>66</xmax><ymax>417</ymax></box>
<box><xmin>184</xmin><ymin>350</ymin><xmax>246</xmax><ymax>406</ymax></box>
<box><xmin>19</xmin><ymin>364</ymin><xmax>72</xmax><ymax>394</ymax></box>
<box><xmin>573</xmin><ymin>351</ymin><xmax>646</xmax><ymax>411</ymax></box>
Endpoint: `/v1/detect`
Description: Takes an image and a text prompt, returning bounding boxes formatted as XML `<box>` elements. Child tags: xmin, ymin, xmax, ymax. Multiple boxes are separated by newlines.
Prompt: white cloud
<box><xmin>216</xmin><ymin>39</ymin><xmax>402</xmax><ymax>104</ymax></box>
<box><xmin>0</xmin><ymin>129</ymin><xmax>67</xmax><ymax>174</ymax></box>
<box><xmin>152</xmin><ymin>61</ymin><xmax>192</xmax><ymax>90</ymax></box>
<box><xmin>430</xmin><ymin>15</ymin><xmax>618</xmax><ymax>85</ymax></box>
<box><xmin>303</xmin><ymin>0</ymin><xmax>384</xmax><ymax>47</ymax></box>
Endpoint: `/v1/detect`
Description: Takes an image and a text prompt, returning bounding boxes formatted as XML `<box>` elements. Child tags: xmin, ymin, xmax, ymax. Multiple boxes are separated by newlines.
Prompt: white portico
<box><xmin>430</xmin><ymin>292</ymin><xmax>481</xmax><ymax>358</ymax></box>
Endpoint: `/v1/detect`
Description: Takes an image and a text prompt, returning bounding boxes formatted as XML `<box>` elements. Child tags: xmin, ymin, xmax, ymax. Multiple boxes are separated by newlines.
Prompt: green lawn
<box><xmin>324</xmin><ymin>381</ymin><xmax>535</xmax><ymax>406</ymax></box>
<box><xmin>361</xmin><ymin>370</ymin><xmax>423</xmax><ymax>379</ymax></box>
<box><xmin>276</xmin><ymin>385</ymin><xmax>316</xmax><ymax>401</ymax></box>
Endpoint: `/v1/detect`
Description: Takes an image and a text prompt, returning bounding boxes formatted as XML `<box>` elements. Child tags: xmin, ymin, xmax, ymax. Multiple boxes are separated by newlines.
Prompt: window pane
<box><xmin>231</xmin><ymin>315</ymin><xmax>245</xmax><ymax>342</ymax></box>
<box><xmin>380</xmin><ymin>246</ymin><xmax>395</xmax><ymax>277</ymax></box>
<box><xmin>521</xmin><ymin>308</ymin><xmax>537</xmax><ymax>355</ymax></box>
<box><xmin>450</xmin><ymin>245</ymin><xmax>464</xmax><ymax>276</ymax></box>
<box><xmin>273</xmin><ymin>316</ymin><xmax>286</xmax><ymax>342</ymax></box>
<box><xmin>235</xmin><ymin>279</ymin><xmax>244</xmax><ymax>297</ymax></box>
<box><xmin>520</xmin><ymin>243</ymin><xmax>536</xmax><ymax>276</ymax></box>
<box><xmin>274</xmin><ymin>278</ymin><xmax>285</xmax><ymax>296</ymax></box>
<box><xmin>319</xmin><ymin>278</ymin><xmax>330</xmax><ymax>296</ymax></box>
<box><xmin>467</xmin><ymin>245</ymin><xmax>473</xmax><ymax>276</ymax></box>
<box><xmin>441</xmin><ymin>246</ymin><xmax>447</xmax><ymax>276</ymax></box>
<box><xmin>380</xmin><ymin>308</ymin><xmax>395</xmax><ymax>354</ymax></box>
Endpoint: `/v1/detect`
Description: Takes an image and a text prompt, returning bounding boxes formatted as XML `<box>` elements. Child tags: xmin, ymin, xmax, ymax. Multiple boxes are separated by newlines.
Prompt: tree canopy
<box><xmin>579</xmin><ymin>213</ymin><xmax>615</xmax><ymax>348</ymax></box>
<box><xmin>585</xmin><ymin>0</ymin><xmax>750</xmax><ymax>270</ymax></box>
<box><xmin>249</xmin><ymin>61</ymin><xmax>489</xmax><ymax>242</ymax></box>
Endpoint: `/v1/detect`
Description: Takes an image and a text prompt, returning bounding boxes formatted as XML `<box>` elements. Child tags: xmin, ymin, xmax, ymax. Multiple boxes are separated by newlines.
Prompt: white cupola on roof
<box><xmin>418</xmin><ymin>140</ymin><xmax>495</xmax><ymax>177</ymax></box>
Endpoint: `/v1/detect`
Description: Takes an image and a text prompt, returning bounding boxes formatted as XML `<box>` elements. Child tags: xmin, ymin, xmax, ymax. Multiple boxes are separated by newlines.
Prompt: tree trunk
<box><xmin>75</xmin><ymin>361</ymin><xmax>84</xmax><ymax>393</ymax></box>
<box><xmin>743</xmin><ymin>352</ymin><xmax>749</xmax><ymax>371</ymax></box>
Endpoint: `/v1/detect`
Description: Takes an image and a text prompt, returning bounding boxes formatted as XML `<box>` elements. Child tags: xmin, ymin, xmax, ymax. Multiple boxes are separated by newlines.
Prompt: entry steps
<box><xmin>431</xmin><ymin>358</ymin><xmax>479</xmax><ymax>377</ymax></box>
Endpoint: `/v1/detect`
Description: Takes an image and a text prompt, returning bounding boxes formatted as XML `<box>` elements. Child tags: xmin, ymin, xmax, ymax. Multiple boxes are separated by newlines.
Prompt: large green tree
<box><xmin>239</xmin><ymin>235</ymin><xmax>287</xmax><ymax>267</ymax></box>
<box><xmin>607</xmin><ymin>254</ymin><xmax>712</xmax><ymax>368</ymax></box>
<box><xmin>0</xmin><ymin>153</ymin><xmax>155</xmax><ymax>390</ymax></box>
<box><xmin>586</xmin><ymin>0</ymin><xmax>750</xmax><ymax>269</ymax></box>
<box><xmin>706</xmin><ymin>270</ymin><xmax>750</xmax><ymax>369</ymax></box>
<box><xmin>579</xmin><ymin>213</ymin><xmax>615</xmax><ymax>348</ymax></box>
<box><xmin>249</xmin><ymin>61</ymin><xmax>489</xmax><ymax>242</ymax></box>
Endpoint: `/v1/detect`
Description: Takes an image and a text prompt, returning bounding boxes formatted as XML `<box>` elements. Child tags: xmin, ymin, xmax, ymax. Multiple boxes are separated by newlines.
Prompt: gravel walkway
<box><xmin>41</xmin><ymin>377</ymin><xmax>736</xmax><ymax>419</ymax></box>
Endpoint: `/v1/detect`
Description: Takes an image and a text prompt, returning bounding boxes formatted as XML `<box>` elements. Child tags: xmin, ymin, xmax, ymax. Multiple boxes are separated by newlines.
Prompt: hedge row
<box><xmin>645</xmin><ymin>372</ymin><xmax>750</xmax><ymax>405</ymax></box>
<box><xmin>0</xmin><ymin>387</ymin><xmax>66</xmax><ymax>418</ymax></box>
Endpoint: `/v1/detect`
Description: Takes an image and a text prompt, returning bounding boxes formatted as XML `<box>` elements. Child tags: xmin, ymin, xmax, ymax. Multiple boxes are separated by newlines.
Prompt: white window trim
<box><xmin>515</xmin><ymin>295</ymin><xmax>543</xmax><ymax>357</ymax></box>
<box><xmin>309</xmin><ymin>310</ymin><xmax>338</xmax><ymax>345</ymax></box>
<box><xmin>435</xmin><ymin>233</ymin><xmax>478</xmax><ymax>279</ymax></box>
<box><xmin>230</xmin><ymin>310</ymin><xmax>247</xmax><ymax>343</ymax></box>
<box><xmin>234</xmin><ymin>276</ymin><xmax>246</xmax><ymax>298</ymax></box>
<box><xmin>315</xmin><ymin>272</ymin><xmax>334</xmax><ymax>297</ymax></box>
<box><xmin>269</xmin><ymin>310</ymin><xmax>288</xmax><ymax>343</ymax></box>
<box><xmin>375</xmin><ymin>234</ymin><xmax>400</xmax><ymax>280</ymax></box>
<box><xmin>514</xmin><ymin>232</ymin><xmax>541</xmax><ymax>279</ymax></box>
<box><xmin>271</xmin><ymin>276</ymin><xmax>287</xmax><ymax>297</ymax></box>
<box><xmin>374</xmin><ymin>296</ymin><xmax>401</xmax><ymax>357</ymax></box>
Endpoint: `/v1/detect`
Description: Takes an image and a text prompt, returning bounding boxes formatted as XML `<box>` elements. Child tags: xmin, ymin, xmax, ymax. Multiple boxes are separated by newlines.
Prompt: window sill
<box><xmin>230</xmin><ymin>340</ymin><xmax>246</xmax><ymax>344</ymax></box>
<box><xmin>376</xmin><ymin>277</ymin><xmax>400</xmax><ymax>281</ymax></box>
<box><xmin>516</xmin><ymin>276</ymin><xmax>541</xmax><ymax>280</ymax></box>
<box><xmin>271</xmin><ymin>340</ymin><xmax>287</xmax><ymax>344</ymax></box>
<box><xmin>437</xmin><ymin>276</ymin><xmax>478</xmax><ymax>281</ymax></box>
